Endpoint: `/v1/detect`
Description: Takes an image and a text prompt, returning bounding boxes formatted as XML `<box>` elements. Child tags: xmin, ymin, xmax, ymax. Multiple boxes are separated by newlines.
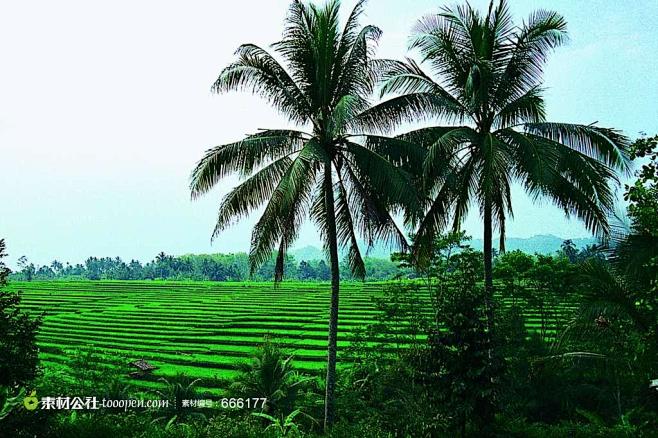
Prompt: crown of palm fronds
<box><xmin>358</xmin><ymin>0</ymin><xmax>630</xmax><ymax>262</ymax></box>
<box><xmin>190</xmin><ymin>0</ymin><xmax>421</xmax><ymax>281</ymax></box>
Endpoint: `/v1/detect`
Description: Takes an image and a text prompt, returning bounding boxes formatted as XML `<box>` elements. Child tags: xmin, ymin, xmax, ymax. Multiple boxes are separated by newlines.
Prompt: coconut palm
<box><xmin>231</xmin><ymin>340</ymin><xmax>316</xmax><ymax>415</ymax></box>
<box><xmin>360</xmin><ymin>0</ymin><xmax>630</xmax><ymax>335</ymax></box>
<box><xmin>190</xmin><ymin>0</ymin><xmax>416</xmax><ymax>428</ymax></box>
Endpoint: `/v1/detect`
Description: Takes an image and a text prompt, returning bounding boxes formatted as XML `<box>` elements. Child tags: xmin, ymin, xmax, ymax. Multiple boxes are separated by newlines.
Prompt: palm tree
<box><xmin>190</xmin><ymin>0</ymin><xmax>415</xmax><ymax>428</ymax></box>
<box><xmin>231</xmin><ymin>340</ymin><xmax>315</xmax><ymax>415</ymax></box>
<box><xmin>361</xmin><ymin>0</ymin><xmax>629</xmax><ymax>337</ymax></box>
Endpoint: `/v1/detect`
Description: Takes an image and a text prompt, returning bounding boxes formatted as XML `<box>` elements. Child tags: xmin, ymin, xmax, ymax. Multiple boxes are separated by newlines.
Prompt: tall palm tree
<box><xmin>190</xmin><ymin>0</ymin><xmax>415</xmax><ymax>428</ymax></box>
<box><xmin>361</xmin><ymin>0</ymin><xmax>630</xmax><ymax>336</ymax></box>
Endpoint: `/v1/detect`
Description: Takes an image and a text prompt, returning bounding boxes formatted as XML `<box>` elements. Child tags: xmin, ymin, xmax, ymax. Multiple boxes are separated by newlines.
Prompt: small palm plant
<box><xmin>190</xmin><ymin>0</ymin><xmax>418</xmax><ymax>428</ymax></box>
<box><xmin>0</xmin><ymin>386</ymin><xmax>25</xmax><ymax>420</ymax></box>
<box><xmin>231</xmin><ymin>340</ymin><xmax>317</xmax><ymax>416</ymax></box>
<box><xmin>252</xmin><ymin>409</ymin><xmax>317</xmax><ymax>437</ymax></box>
<box><xmin>153</xmin><ymin>374</ymin><xmax>205</xmax><ymax>424</ymax></box>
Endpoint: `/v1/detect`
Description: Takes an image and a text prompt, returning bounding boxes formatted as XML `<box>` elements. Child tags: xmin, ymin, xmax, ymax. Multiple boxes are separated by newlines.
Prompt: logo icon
<box><xmin>23</xmin><ymin>390</ymin><xmax>38</xmax><ymax>411</ymax></box>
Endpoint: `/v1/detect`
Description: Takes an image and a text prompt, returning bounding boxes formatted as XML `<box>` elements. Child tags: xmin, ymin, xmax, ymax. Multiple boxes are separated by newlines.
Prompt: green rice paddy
<box><xmin>7</xmin><ymin>281</ymin><xmax>578</xmax><ymax>395</ymax></box>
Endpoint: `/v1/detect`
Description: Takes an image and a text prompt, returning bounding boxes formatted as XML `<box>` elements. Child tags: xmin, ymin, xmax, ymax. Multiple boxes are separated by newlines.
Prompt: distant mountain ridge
<box><xmin>470</xmin><ymin>234</ymin><xmax>597</xmax><ymax>255</ymax></box>
<box><xmin>290</xmin><ymin>245</ymin><xmax>326</xmax><ymax>262</ymax></box>
<box><xmin>291</xmin><ymin>234</ymin><xmax>598</xmax><ymax>261</ymax></box>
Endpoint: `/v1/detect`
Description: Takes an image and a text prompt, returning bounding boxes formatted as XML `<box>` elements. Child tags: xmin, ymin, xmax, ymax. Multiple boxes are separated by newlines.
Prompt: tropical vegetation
<box><xmin>2</xmin><ymin>0</ymin><xmax>656</xmax><ymax>436</ymax></box>
<box><xmin>362</xmin><ymin>0</ymin><xmax>630</xmax><ymax>368</ymax></box>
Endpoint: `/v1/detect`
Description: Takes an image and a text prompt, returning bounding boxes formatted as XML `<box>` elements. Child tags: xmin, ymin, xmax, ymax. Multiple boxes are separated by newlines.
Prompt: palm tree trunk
<box><xmin>481</xmin><ymin>196</ymin><xmax>496</xmax><ymax>424</ymax></box>
<box><xmin>483</xmin><ymin>197</ymin><xmax>495</xmax><ymax>336</ymax></box>
<box><xmin>323</xmin><ymin>161</ymin><xmax>340</xmax><ymax>431</ymax></box>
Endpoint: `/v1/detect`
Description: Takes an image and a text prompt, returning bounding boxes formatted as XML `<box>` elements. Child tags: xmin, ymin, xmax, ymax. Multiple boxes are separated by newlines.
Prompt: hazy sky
<box><xmin>1</xmin><ymin>0</ymin><xmax>657</xmax><ymax>268</ymax></box>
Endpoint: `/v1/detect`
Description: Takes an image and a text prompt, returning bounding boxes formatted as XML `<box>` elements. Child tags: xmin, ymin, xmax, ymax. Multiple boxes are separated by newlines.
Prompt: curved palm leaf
<box><xmin>190</xmin><ymin>130</ymin><xmax>309</xmax><ymax>198</ymax></box>
<box><xmin>372</xmin><ymin>0</ymin><xmax>628</xmax><ymax>262</ymax></box>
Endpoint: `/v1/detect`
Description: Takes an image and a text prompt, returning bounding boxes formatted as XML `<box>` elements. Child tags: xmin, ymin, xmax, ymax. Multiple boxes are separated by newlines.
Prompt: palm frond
<box><xmin>418</xmin><ymin>126</ymin><xmax>476</xmax><ymax>181</ymax></box>
<box><xmin>412</xmin><ymin>155</ymin><xmax>478</xmax><ymax>263</ymax></box>
<box><xmin>211</xmin><ymin>156</ymin><xmax>293</xmax><ymax>239</ymax></box>
<box><xmin>493</xmin><ymin>9</ymin><xmax>568</xmax><ymax>106</ymax></box>
<box><xmin>361</xmin><ymin>134</ymin><xmax>426</xmax><ymax>169</ymax></box>
<box><xmin>341</xmin><ymin>161</ymin><xmax>409</xmax><ymax>254</ymax></box>
<box><xmin>449</xmin><ymin>155</ymin><xmax>479</xmax><ymax>233</ymax></box>
<box><xmin>328</xmin><ymin>95</ymin><xmax>367</xmax><ymax>138</ymax></box>
<box><xmin>493</xmin><ymin>86</ymin><xmax>546</xmax><ymax>128</ymax></box>
<box><xmin>249</xmin><ymin>141</ymin><xmax>321</xmax><ymax>276</ymax></box>
<box><xmin>333</xmin><ymin>24</ymin><xmax>382</xmax><ymax>108</ymax></box>
<box><xmin>213</xmin><ymin>44</ymin><xmax>310</xmax><ymax>123</ymax></box>
<box><xmin>335</xmin><ymin>175</ymin><xmax>366</xmax><ymax>279</ymax></box>
<box><xmin>190</xmin><ymin>130</ymin><xmax>309</xmax><ymax>198</ymax></box>
<box><xmin>517</xmin><ymin>134</ymin><xmax>617</xmax><ymax>236</ymax></box>
<box><xmin>524</xmin><ymin>122</ymin><xmax>630</xmax><ymax>172</ymax></box>
<box><xmin>274</xmin><ymin>0</ymin><xmax>343</xmax><ymax>113</ymax></box>
<box><xmin>409</xmin><ymin>8</ymin><xmax>472</xmax><ymax>97</ymax></box>
<box><xmin>376</xmin><ymin>58</ymin><xmax>458</xmax><ymax>100</ymax></box>
<box><xmin>356</xmin><ymin>92</ymin><xmax>465</xmax><ymax>133</ymax></box>
<box><xmin>344</xmin><ymin>141</ymin><xmax>415</xmax><ymax>210</ymax></box>
<box><xmin>574</xmin><ymin>259</ymin><xmax>648</xmax><ymax>333</ymax></box>
<box><xmin>612</xmin><ymin>233</ymin><xmax>658</xmax><ymax>288</ymax></box>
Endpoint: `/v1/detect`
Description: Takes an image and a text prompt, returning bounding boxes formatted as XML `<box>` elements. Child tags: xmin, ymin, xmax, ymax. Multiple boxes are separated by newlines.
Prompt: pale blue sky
<box><xmin>1</xmin><ymin>0</ymin><xmax>657</xmax><ymax>268</ymax></box>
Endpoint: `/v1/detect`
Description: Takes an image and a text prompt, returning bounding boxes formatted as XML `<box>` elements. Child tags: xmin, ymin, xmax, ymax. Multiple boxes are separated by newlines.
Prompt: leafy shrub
<box><xmin>231</xmin><ymin>339</ymin><xmax>319</xmax><ymax>418</ymax></box>
<box><xmin>0</xmin><ymin>239</ymin><xmax>42</xmax><ymax>389</ymax></box>
<box><xmin>154</xmin><ymin>373</ymin><xmax>207</xmax><ymax>423</ymax></box>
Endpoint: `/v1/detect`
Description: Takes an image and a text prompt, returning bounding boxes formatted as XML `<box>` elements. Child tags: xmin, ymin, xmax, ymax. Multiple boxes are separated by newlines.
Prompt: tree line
<box><xmin>9</xmin><ymin>252</ymin><xmax>402</xmax><ymax>282</ymax></box>
<box><xmin>9</xmin><ymin>238</ymin><xmax>602</xmax><ymax>283</ymax></box>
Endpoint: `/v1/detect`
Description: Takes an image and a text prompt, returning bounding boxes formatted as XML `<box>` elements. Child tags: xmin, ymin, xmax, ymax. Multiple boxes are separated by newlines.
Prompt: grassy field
<box><xmin>7</xmin><ymin>280</ymin><xmax>578</xmax><ymax>395</ymax></box>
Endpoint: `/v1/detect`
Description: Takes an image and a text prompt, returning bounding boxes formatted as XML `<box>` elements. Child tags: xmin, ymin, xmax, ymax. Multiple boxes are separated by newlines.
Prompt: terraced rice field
<box><xmin>8</xmin><ymin>281</ymin><xmax>397</xmax><ymax>394</ymax></box>
<box><xmin>7</xmin><ymin>281</ymin><xmax>578</xmax><ymax>395</ymax></box>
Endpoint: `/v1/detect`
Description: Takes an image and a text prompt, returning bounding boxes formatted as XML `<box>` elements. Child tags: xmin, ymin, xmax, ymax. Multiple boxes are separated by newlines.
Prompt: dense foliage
<box><xmin>9</xmin><ymin>252</ymin><xmax>400</xmax><ymax>282</ymax></box>
<box><xmin>0</xmin><ymin>240</ymin><xmax>42</xmax><ymax>389</ymax></box>
<box><xmin>362</xmin><ymin>1</ymin><xmax>630</xmax><ymax>367</ymax></box>
<box><xmin>0</xmin><ymin>239</ymin><xmax>42</xmax><ymax>434</ymax></box>
<box><xmin>2</xmin><ymin>0</ymin><xmax>656</xmax><ymax>436</ymax></box>
<box><xmin>3</xmin><ymin>233</ymin><xmax>657</xmax><ymax>436</ymax></box>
